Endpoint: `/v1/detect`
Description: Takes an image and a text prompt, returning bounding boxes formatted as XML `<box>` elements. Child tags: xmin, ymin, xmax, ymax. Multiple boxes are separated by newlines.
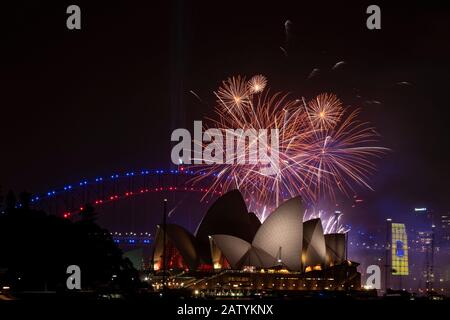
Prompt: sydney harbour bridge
<box><xmin>26</xmin><ymin>167</ymin><xmax>221</xmax><ymax>244</ymax></box>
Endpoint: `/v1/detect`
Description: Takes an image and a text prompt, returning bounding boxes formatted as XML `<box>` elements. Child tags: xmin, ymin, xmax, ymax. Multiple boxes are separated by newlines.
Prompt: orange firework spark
<box><xmin>297</xmin><ymin>108</ymin><xmax>386</xmax><ymax>200</ymax></box>
<box><xmin>247</xmin><ymin>74</ymin><xmax>268</xmax><ymax>94</ymax></box>
<box><xmin>215</xmin><ymin>75</ymin><xmax>250</xmax><ymax>112</ymax></box>
<box><xmin>306</xmin><ymin>93</ymin><xmax>343</xmax><ymax>130</ymax></box>
<box><xmin>189</xmin><ymin>75</ymin><xmax>387</xmax><ymax>217</ymax></box>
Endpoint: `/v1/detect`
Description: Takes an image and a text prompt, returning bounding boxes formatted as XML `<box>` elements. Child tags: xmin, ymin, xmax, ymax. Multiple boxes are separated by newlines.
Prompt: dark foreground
<box><xmin>1</xmin><ymin>292</ymin><xmax>449</xmax><ymax>319</ymax></box>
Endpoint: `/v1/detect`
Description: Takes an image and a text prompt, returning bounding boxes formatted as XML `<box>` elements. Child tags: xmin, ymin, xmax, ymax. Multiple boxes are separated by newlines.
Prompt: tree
<box><xmin>80</xmin><ymin>203</ymin><xmax>98</xmax><ymax>222</ymax></box>
<box><xmin>19</xmin><ymin>191</ymin><xmax>31</xmax><ymax>211</ymax></box>
<box><xmin>5</xmin><ymin>190</ymin><xmax>16</xmax><ymax>213</ymax></box>
<box><xmin>0</xmin><ymin>191</ymin><xmax>140</xmax><ymax>293</ymax></box>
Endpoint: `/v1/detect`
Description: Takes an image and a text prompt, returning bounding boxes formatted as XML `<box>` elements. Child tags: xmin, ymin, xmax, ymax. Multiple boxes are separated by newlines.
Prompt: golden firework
<box><xmin>247</xmin><ymin>74</ymin><xmax>268</xmax><ymax>94</ymax></box>
<box><xmin>189</xmin><ymin>75</ymin><xmax>387</xmax><ymax>215</ymax></box>
<box><xmin>307</xmin><ymin>93</ymin><xmax>344</xmax><ymax>130</ymax></box>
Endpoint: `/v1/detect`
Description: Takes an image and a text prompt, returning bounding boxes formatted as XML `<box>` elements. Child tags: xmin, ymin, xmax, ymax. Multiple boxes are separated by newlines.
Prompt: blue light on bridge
<box><xmin>31</xmin><ymin>167</ymin><xmax>218</xmax><ymax>208</ymax></box>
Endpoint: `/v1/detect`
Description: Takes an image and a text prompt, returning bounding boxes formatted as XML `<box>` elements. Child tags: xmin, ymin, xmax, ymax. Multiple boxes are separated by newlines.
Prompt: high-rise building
<box><xmin>439</xmin><ymin>214</ymin><xmax>450</xmax><ymax>245</ymax></box>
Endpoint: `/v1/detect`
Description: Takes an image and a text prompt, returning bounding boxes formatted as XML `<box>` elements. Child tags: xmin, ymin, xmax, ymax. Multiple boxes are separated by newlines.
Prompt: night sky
<box><xmin>2</xmin><ymin>1</ymin><xmax>450</xmax><ymax>228</ymax></box>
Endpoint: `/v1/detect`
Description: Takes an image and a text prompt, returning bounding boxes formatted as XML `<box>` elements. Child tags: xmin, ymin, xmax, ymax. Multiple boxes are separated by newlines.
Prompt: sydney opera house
<box><xmin>150</xmin><ymin>190</ymin><xmax>360</xmax><ymax>296</ymax></box>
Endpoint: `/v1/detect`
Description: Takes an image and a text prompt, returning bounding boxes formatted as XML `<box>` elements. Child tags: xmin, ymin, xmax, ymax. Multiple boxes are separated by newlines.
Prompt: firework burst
<box><xmin>188</xmin><ymin>74</ymin><xmax>387</xmax><ymax>216</ymax></box>
<box><xmin>247</xmin><ymin>74</ymin><xmax>268</xmax><ymax>94</ymax></box>
<box><xmin>306</xmin><ymin>93</ymin><xmax>343</xmax><ymax>130</ymax></box>
<box><xmin>300</xmin><ymin>108</ymin><xmax>386</xmax><ymax>199</ymax></box>
<box><xmin>304</xmin><ymin>209</ymin><xmax>350</xmax><ymax>234</ymax></box>
<box><xmin>215</xmin><ymin>75</ymin><xmax>250</xmax><ymax>111</ymax></box>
